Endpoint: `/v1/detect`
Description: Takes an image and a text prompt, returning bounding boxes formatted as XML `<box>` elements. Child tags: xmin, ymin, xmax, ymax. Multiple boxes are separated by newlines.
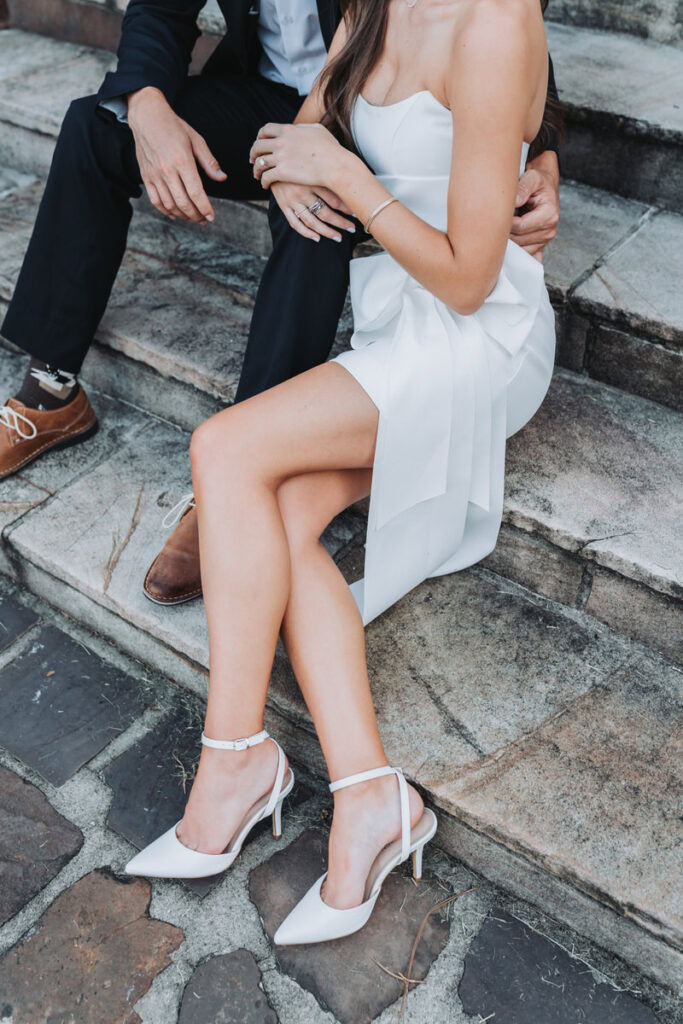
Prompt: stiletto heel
<box><xmin>274</xmin><ymin>765</ymin><xmax>437</xmax><ymax>945</ymax></box>
<box><xmin>272</xmin><ymin>797</ymin><xmax>284</xmax><ymax>839</ymax></box>
<box><xmin>124</xmin><ymin>729</ymin><xmax>294</xmax><ymax>879</ymax></box>
<box><xmin>412</xmin><ymin>842</ymin><xmax>424</xmax><ymax>881</ymax></box>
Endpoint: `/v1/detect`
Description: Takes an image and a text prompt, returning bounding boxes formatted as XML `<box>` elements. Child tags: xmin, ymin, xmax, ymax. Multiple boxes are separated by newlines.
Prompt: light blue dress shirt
<box><xmin>100</xmin><ymin>0</ymin><xmax>327</xmax><ymax>124</ymax></box>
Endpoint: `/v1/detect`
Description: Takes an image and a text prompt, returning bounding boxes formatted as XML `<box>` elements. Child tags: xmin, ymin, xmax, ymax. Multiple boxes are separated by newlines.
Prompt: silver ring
<box><xmin>308</xmin><ymin>198</ymin><xmax>324</xmax><ymax>215</ymax></box>
<box><xmin>294</xmin><ymin>205</ymin><xmax>307</xmax><ymax>220</ymax></box>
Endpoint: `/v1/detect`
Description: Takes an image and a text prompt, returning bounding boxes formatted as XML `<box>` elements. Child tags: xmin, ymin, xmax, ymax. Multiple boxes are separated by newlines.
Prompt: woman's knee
<box><xmin>277</xmin><ymin>477</ymin><xmax>326</xmax><ymax>553</ymax></box>
<box><xmin>190</xmin><ymin>407</ymin><xmax>256</xmax><ymax>483</ymax></box>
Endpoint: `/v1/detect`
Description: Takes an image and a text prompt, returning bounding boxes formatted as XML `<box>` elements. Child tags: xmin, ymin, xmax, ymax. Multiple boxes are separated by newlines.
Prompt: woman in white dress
<box><xmin>125</xmin><ymin>0</ymin><xmax>557</xmax><ymax>944</ymax></box>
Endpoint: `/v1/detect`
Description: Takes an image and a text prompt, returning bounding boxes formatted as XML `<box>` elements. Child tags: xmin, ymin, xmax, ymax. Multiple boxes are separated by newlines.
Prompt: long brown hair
<box><xmin>320</xmin><ymin>0</ymin><xmax>563</xmax><ymax>158</ymax></box>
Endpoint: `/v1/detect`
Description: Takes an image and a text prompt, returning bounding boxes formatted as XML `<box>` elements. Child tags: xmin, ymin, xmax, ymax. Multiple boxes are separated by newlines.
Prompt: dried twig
<box><xmin>372</xmin><ymin>959</ymin><xmax>425</xmax><ymax>986</ymax></box>
<box><xmin>390</xmin><ymin>885</ymin><xmax>478</xmax><ymax>1023</ymax></box>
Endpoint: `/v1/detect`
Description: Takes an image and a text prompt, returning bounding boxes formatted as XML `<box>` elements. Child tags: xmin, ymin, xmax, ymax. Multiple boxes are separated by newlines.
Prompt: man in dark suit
<box><xmin>0</xmin><ymin>0</ymin><xmax>561</xmax><ymax>602</ymax></box>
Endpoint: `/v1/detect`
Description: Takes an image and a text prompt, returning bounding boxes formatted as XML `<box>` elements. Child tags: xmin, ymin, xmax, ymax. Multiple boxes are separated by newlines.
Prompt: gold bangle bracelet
<box><xmin>364</xmin><ymin>196</ymin><xmax>398</xmax><ymax>234</ymax></box>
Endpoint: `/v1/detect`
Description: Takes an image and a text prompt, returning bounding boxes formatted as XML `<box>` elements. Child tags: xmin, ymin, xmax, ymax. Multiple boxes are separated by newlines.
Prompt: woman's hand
<box><xmin>271</xmin><ymin>183</ymin><xmax>356</xmax><ymax>242</ymax></box>
<box><xmin>250</xmin><ymin>123</ymin><xmax>345</xmax><ymax>192</ymax></box>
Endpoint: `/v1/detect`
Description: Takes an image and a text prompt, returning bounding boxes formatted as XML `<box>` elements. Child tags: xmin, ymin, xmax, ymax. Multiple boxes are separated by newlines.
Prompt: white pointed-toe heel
<box><xmin>273</xmin><ymin>765</ymin><xmax>437</xmax><ymax>946</ymax></box>
<box><xmin>125</xmin><ymin>728</ymin><xmax>294</xmax><ymax>879</ymax></box>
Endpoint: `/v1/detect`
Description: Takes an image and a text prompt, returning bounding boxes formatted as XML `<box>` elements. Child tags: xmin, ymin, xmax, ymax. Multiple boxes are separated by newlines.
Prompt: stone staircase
<box><xmin>0</xmin><ymin>5</ymin><xmax>681</xmax><ymax>998</ymax></box>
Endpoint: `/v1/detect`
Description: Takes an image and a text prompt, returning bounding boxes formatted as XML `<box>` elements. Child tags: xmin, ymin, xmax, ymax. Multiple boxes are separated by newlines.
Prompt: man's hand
<box><xmin>127</xmin><ymin>86</ymin><xmax>227</xmax><ymax>223</ymax></box>
<box><xmin>510</xmin><ymin>150</ymin><xmax>560</xmax><ymax>262</ymax></box>
<box><xmin>271</xmin><ymin>182</ymin><xmax>356</xmax><ymax>242</ymax></box>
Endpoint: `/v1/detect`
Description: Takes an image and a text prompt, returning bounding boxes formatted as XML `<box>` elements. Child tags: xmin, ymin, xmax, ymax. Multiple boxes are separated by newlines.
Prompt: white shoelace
<box><xmin>161</xmin><ymin>492</ymin><xmax>196</xmax><ymax>529</ymax></box>
<box><xmin>0</xmin><ymin>405</ymin><xmax>38</xmax><ymax>440</ymax></box>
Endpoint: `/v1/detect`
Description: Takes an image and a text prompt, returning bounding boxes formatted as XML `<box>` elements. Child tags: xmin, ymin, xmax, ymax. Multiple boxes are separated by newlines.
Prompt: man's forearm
<box><xmin>525</xmin><ymin>148</ymin><xmax>559</xmax><ymax>185</ymax></box>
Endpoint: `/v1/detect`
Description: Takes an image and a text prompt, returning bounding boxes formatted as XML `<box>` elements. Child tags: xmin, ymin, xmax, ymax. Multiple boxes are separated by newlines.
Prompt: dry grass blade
<box><xmin>391</xmin><ymin>886</ymin><xmax>478</xmax><ymax>1024</ymax></box>
<box><xmin>372</xmin><ymin>958</ymin><xmax>425</xmax><ymax>986</ymax></box>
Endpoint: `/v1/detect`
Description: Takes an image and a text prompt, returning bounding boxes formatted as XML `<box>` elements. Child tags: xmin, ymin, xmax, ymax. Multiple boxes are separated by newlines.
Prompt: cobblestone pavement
<box><xmin>0</xmin><ymin>579</ymin><xmax>680</xmax><ymax>1024</ymax></box>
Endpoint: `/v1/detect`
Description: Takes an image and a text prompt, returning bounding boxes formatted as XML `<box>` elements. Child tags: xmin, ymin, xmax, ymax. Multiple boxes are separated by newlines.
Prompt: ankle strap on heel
<box><xmin>329</xmin><ymin>765</ymin><xmax>410</xmax><ymax>861</ymax></box>
<box><xmin>328</xmin><ymin>765</ymin><xmax>398</xmax><ymax>792</ymax></box>
<box><xmin>201</xmin><ymin>728</ymin><xmax>269</xmax><ymax>751</ymax></box>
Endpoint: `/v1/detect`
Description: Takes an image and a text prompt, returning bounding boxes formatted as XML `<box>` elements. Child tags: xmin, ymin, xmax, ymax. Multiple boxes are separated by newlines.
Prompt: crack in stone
<box><xmin>103</xmin><ymin>484</ymin><xmax>145</xmax><ymax>594</ymax></box>
<box><xmin>576</xmin><ymin>531</ymin><xmax>636</xmax><ymax>556</ymax></box>
<box><xmin>453</xmin><ymin>658</ymin><xmax>636</xmax><ymax>787</ymax></box>
<box><xmin>566</xmin><ymin>205</ymin><xmax>659</xmax><ymax>299</ymax></box>
<box><xmin>414</xmin><ymin>667</ymin><xmax>486</xmax><ymax>757</ymax></box>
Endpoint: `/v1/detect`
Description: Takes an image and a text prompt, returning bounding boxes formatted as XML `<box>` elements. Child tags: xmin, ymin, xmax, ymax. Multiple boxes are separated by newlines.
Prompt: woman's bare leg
<box><xmin>277</xmin><ymin>469</ymin><xmax>424</xmax><ymax>908</ymax></box>
<box><xmin>177</xmin><ymin>362</ymin><xmax>423</xmax><ymax>906</ymax></box>
<box><xmin>176</xmin><ymin>364</ymin><xmax>379</xmax><ymax>854</ymax></box>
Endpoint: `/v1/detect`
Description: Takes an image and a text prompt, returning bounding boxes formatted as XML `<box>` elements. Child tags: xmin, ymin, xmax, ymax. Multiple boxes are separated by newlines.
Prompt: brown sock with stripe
<box><xmin>15</xmin><ymin>358</ymin><xmax>80</xmax><ymax>411</ymax></box>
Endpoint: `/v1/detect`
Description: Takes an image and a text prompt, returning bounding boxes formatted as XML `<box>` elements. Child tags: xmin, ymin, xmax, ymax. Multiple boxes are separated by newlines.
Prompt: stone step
<box><xmin>547</xmin><ymin>22</ymin><xmax>683</xmax><ymax>213</ymax></box>
<box><xmin>0</xmin><ymin>350</ymin><xmax>680</xmax><ymax>994</ymax></box>
<box><xmin>547</xmin><ymin>0</ymin><xmax>682</xmax><ymax>49</ymax></box>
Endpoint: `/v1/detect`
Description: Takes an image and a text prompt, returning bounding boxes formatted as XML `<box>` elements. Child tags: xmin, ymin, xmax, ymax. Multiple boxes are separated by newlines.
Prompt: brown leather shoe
<box><xmin>143</xmin><ymin>504</ymin><xmax>202</xmax><ymax>605</ymax></box>
<box><xmin>0</xmin><ymin>389</ymin><xmax>98</xmax><ymax>480</ymax></box>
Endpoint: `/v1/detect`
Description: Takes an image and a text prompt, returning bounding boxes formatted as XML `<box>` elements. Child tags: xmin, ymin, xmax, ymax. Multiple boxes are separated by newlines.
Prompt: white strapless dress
<box><xmin>333</xmin><ymin>91</ymin><xmax>556</xmax><ymax>625</ymax></box>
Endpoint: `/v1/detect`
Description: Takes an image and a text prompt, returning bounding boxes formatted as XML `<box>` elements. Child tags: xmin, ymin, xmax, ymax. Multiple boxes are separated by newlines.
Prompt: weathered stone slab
<box><xmin>249</xmin><ymin>829</ymin><xmax>450</xmax><ymax>1024</ymax></box>
<box><xmin>0</xmin><ymin>29</ymin><xmax>87</xmax><ymax>87</ymax></box>
<box><xmin>586</xmin><ymin>567</ymin><xmax>683</xmax><ymax>664</ymax></box>
<box><xmin>0</xmin><ymin>591</ymin><xmax>38</xmax><ymax>651</ymax></box>
<box><xmin>99</xmin><ymin>250</ymin><xmax>251</xmax><ymax>407</ymax></box>
<box><xmin>0</xmin><ymin>869</ymin><xmax>184</xmax><ymax>1024</ymax></box>
<box><xmin>0</xmin><ymin>33</ymin><xmax>114</xmax><ymax>135</ymax></box>
<box><xmin>0</xmin><ymin>164</ymin><xmax>35</xmax><ymax>201</ymax></box>
<box><xmin>0</xmin><ymin>624</ymin><xmax>145</xmax><ymax>784</ymax></box>
<box><xmin>505</xmin><ymin>370</ymin><xmax>682</xmax><ymax>600</ymax></box>
<box><xmin>547</xmin><ymin>23</ymin><xmax>683</xmax><ymax>212</ymax></box>
<box><xmin>272</xmin><ymin>566</ymin><xmax>631</xmax><ymax>776</ymax></box>
<box><xmin>547</xmin><ymin>23</ymin><xmax>683</xmax><ymax>135</ymax></box>
<box><xmin>587</xmin><ymin>325</ymin><xmax>682</xmax><ymax>413</ymax></box>
<box><xmin>444</xmin><ymin>649</ymin><xmax>683</xmax><ymax>949</ymax></box>
<box><xmin>574</xmin><ymin>211</ymin><xmax>683</xmax><ymax>348</ymax></box>
<box><xmin>179</xmin><ymin>950</ymin><xmax>278</xmax><ymax>1024</ymax></box>
<box><xmin>548</xmin><ymin>0</ymin><xmax>682</xmax><ymax>48</ymax></box>
<box><xmin>0</xmin><ymin>765</ymin><xmax>83</xmax><ymax>926</ymax></box>
<box><xmin>481</xmin><ymin>523</ymin><xmax>585</xmax><ymax>607</ymax></box>
<box><xmin>7</xmin><ymin>419</ymin><xmax>212</xmax><ymax>663</ymax></box>
<box><xmin>7</xmin><ymin>0</ymin><xmax>128</xmax><ymax>54</ymax></box>
<box><xmin>459</xmin><ymin>910</ymin><xmax>659</xmax><ymax>1023</ymax></box>
<box><xmin>105</xmin><ymin>706</ymin><xmax>203</xmax><ymax>851</ymax></box>
<box><xmin>544</xmin><ymin>181</ymin><xmax>647</xmax><ymax>302</ymax></box>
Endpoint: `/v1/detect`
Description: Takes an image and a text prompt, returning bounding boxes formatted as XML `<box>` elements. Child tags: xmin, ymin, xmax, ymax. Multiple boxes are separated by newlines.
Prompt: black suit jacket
<box><xmin>97</xmin><ymin>0</ymin><xmax>339</xmax><ymax>106</ymax></box>
<box><xmin>97</xmin><ymin>0</ymin><xmax>559</xmax><ymax>151</ymax></box>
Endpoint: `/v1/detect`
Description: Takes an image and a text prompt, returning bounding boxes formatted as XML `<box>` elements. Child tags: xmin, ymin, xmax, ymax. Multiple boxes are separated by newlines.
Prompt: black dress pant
<box><xmin>1</xmin><ymin>70</ymin><xmax>358</xmax><ymax>402</ymax></box>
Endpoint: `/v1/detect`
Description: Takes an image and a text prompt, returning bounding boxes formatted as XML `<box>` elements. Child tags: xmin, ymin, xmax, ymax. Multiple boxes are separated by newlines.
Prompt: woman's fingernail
<box><xmin>347</xmin><ymin>225</ymin><xmax>356</xmax><ymax>233</ymax></box>
<box><xmin>515</xmin><ymin>194</ymin><xmax>523</xmax><ymax>205</ymax></box>
<box><xmin>249</xmin><ymin>158</ymin><xmax>254</xmax><ymax>164</ymax></box>
<box><xmin>334</xmin><ymin>235</ymin><xmax>342</xmax><ymax>243</ymax></box>
<box><xmin>207</xmin><ymin>214</ymin><xmax>215</xmax><ymax>222</ymax></box>
<box><xmin>314</xmin><ymin>235</ymin><xmax>321</xmax><ymax>242</ymax></box>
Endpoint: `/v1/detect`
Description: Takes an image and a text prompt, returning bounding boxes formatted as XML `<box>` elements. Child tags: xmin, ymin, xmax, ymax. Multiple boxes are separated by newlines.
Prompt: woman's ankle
<box><xmin>195</xmin><ymin>739</ymin><xmax>281</xmax><ymax>787</ymax></box>
<box><xmin>332</xmin><ymin>773</ymin><xmax>424</xmax><ymax>826</ymax></box>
